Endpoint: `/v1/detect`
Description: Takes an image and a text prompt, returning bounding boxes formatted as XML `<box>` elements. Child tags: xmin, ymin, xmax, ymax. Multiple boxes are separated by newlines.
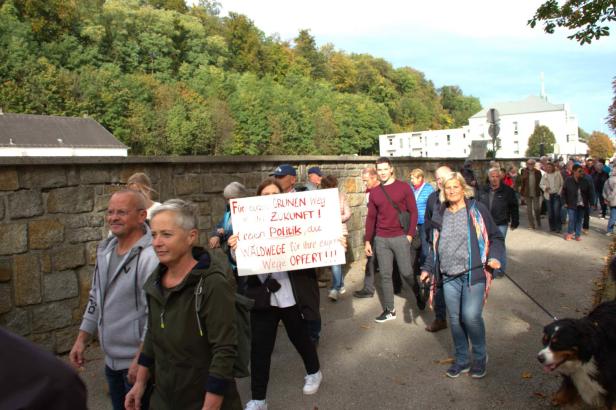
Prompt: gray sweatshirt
<box><xmin>79</xmin><ymin>226</ymin><xmax>159</xmax><ymax>370</ymax></box>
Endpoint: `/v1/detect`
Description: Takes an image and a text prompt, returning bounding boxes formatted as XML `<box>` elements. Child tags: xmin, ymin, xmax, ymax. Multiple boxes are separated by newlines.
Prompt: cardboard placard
<box><xmin>230</xmin><ymin>188</ymin><xmax>346</xmax><ymax>276</ymax></box>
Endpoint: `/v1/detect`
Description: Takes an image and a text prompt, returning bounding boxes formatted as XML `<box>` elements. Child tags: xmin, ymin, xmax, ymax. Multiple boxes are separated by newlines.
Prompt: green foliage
<box><xmin>439</xmin><ymin>85</ymin><xmax>482</xmax><ymax>128</ymax></box>
<box><xmin>528</xmin><ymin>0</ymin><xmax>616</xmax><ymax>44</ymax></box>
<box><xmin>588</xmin><ymin>131</ymin><xmax>614</xmax><ymax>159</ymax></box>
<box><xmin>0</xmin><ymin>0</ymin><xmax>477</xmax><ymax>155</ymax></box>
<box><xmin>578</xmin><ymin>126</ymin><xmax>590</xmax><ymax>142</ymax></box>
<box><xmin>526</xmin><ymin>125</ymin><xmax>556</xmax><ymax>156</ymax></box>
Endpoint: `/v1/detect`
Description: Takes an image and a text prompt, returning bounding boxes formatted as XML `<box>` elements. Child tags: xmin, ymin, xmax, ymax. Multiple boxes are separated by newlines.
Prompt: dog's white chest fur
<box><xmin>559</xmin><ymin>358</ymin><xmax>606</xmax><ymax>407</ymax></box>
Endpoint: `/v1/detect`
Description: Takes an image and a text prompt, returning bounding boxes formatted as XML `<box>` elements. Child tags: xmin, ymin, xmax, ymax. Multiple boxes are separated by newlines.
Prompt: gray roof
<box><xmin>470</xmin><ymin>95</ymin><xmax>565</xmax><ymax>119</ymax></box>
<box><xmin>0</xmin><ymin>113</ymin><xmax>127</xmax><ymax>148</ymax></box>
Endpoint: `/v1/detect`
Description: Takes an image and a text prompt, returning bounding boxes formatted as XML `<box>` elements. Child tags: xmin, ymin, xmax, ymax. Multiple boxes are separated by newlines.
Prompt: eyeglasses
<box><xmin>106</xmin><ymin>209</ymin><xmax>144</xmax><ymax>217</ymax></box>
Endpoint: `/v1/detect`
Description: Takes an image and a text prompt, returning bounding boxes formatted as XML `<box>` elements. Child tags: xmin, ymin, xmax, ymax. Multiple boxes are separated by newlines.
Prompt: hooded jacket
<box><xmin>603</xmin><ymin>168</ymin><xmax>616</xmax><ymax>207</ymax></box>
<box><xmin>139</xmin><ymin>247</ymin><xmax>241</xmax><ymax>410</ymax></box>
<box><xmin>79</xmin><ymin>226</ymin><xmax>159</xmax><ymax>370</ymax></box>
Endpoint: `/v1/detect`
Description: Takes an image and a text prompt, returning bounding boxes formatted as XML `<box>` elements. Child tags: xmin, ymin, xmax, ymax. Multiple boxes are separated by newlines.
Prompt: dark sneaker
<box><xmin>446</xmin><ymin>362</ymin><xmax>470</xmax><ymax>378</ymax></box>
<box><xmin>353</xmin><ymin>288</ymin><xmax>374</xmax><ymax>298</ymax></box>
<box><xmin>425</xmin><ymin>319</ymin><xmax>447</xmax><ymax>333</ymax></box>
<box><xmin>470</xmin><ymin>355</ymin><xmax>488</xmax><ymax>379</ymax></box>
<box><xmin>374</xmin><ymin>308</ymin><xmax>396</xmax><ymax>323</ymax></box>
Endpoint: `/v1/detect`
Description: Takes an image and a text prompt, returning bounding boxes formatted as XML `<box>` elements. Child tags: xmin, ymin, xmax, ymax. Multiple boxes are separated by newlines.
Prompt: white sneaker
<box><xmin>244</xmin><ymin>399</ymin><xmax>268</xmax><ymax>410</ymax></box>
<box><xmin>328</xmin><ymin>289</ymin><xmax>338</xmax><ymax>301</ymax></box>
<box><xmin>607</xmin><ymin>232</ymin><xmax>613</xmax><ymax>236</ymax></box>
<box><xmin>339</xmin><ymin>286</ymin><xmax>346</xmax><ymax>295</ymax></box>
<box><xmin>303</xmin><ymin>370</ymin><xmax>322</xmax><ymax>395</ymax></box>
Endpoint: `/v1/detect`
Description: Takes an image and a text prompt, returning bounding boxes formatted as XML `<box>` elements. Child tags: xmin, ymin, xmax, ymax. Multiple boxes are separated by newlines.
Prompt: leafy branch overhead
<box><xmin>528</xmin><ymin>0</ymin><xmax>616</xmax><ymax>44</ymax></box>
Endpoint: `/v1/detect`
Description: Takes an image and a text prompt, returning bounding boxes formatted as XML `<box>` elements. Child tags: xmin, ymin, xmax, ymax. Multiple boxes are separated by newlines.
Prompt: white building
<box><xmin>0</xmin><ymin>113</ymin><xmax>128</xmax><ymax>157</ymax></box>
<box><xmin>380</xmin><ymin>95</ymin><xmax>587</xmax><ymax>159</ymax></box>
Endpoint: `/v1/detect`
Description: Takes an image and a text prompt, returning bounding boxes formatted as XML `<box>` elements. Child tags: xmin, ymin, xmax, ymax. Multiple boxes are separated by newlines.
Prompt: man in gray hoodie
<box><xmin>69</xmin><ymin>189</ymin><xmax>159</xmax><ymax>410</ymax></box>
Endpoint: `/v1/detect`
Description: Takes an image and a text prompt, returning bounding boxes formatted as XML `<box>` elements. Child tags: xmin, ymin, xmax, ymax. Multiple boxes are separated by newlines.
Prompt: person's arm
<box><xmin>69</xmin><ymin>262</ymin><xmax>101</xmax><ymax>368</ymax></box>
<box><xmin>340</xmin><ymin>193</ymin><xmax>351</xmax><ymax>223</ymax></box>
<box><xmin>201</xmin><ymin>274</ymin><xmax>237</xmax><ymax>408</ymax></box>
<box><xmin>509</xmin><ymin>189</ymin><xmax>519</xmax><ymax>229</ymax></box>
<box><xmin>364</xmin><ymin>193</ymin><xmax>378</xmax><ymax>255</ymax></box>
<box><xmin>404</xmin><ymin>184</ymin><xmax>418</xmax><ymax>239</ymax></box>
<box><xmin>125</xmin><ymin>365</ymin><xmax>150</xmax><ymax>410</ymax></box>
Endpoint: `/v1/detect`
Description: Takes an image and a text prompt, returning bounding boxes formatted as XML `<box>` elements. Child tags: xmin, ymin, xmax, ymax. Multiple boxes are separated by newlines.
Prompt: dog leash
<box><xmin>502</xmin><ymin>272</ymin><xmax>558</xmax><ymax>321</ymax></box>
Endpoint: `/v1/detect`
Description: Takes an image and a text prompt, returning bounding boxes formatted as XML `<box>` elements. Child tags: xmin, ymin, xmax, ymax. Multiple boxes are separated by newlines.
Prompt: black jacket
<box><xmin>562</xmin><ymin>175</ymin><xmax>593</xmax><ymax>208</ymax></box>
<box><xmin>423</xmin><ymin>190</ymin><xmax>441</xmax><ymax>241</ymax></box>
<box><xmin>246</xmin><ymin>268</ymin><xmax>320</xmax><ymax>321</ymax></box>
<box><xmin>477</xmin><ymin>182</ymin><xmax>519</xmax><ymax>228</ymax></box>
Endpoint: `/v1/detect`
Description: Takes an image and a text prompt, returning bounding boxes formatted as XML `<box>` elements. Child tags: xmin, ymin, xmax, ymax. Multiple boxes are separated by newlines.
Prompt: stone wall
<box><xmin>0</xmin><ymin>156</ymin><xmax>517</xmax><ymax>352</ymax></box>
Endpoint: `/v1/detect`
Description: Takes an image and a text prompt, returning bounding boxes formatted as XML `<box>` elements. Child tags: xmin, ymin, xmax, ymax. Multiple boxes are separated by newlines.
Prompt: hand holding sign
<box><xmin>230</xmin><ymin>189</ymin><xmax>346</xmax><ymax>276</ymax></box>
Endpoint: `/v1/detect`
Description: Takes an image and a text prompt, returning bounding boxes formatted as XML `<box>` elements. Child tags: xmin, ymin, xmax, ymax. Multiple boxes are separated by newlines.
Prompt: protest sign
<box><xmin>230</xmin><ymin>188</ymin><xmax>346</xmax><ymax>276</ymax></box>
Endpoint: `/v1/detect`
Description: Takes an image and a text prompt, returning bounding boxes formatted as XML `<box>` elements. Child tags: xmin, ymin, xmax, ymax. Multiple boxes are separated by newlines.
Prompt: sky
<box><xmin>213</xmin><ymin>0</ymin><xmax>616</xmax><ymax>137</ymax></box>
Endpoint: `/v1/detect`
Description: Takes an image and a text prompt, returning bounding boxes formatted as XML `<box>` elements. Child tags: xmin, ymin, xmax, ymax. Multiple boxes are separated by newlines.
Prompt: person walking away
<box><xmin>477</xmin><ymin>168</ymin><xmax>518</xmax><ymax>275</ymax></box>
<box><xmin>320</xmin><ymin>175</ymin><xmax>351</xmax><ymax>301</ymax></box>
<box><xmin>593</xmin><ymin>161</ymin><xmax>609</xmax><ymax>219</ymax></box>
<box><xmin>420</xmin><ymin>172</ymin><xmax>504</xmax><ymax>379</ymax></box>
<box><xmin>562</xmin><ymin>164</ymin><xmax>593</xmax><ymax>241</ymax></box>
<box><xmin>520</xmin><ymin>159</ymin><xmax>542</xmax><ymax>229</ymax></box>
<box><xmin>364</xmin><ymin>157</ymin><xmax>419</xmax><ymax>322</ymax></box>
<box><xmin>539</xmin><ymin>162</ymin><xmax>564</xmax><ymax>233</ymax></box>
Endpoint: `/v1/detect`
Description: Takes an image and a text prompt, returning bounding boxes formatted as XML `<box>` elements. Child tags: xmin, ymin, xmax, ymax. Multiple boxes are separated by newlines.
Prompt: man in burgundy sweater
<box><xmin>365</xmin><ymin>157</ymin><xmax>418</xmax><ymax>322</ymax></box>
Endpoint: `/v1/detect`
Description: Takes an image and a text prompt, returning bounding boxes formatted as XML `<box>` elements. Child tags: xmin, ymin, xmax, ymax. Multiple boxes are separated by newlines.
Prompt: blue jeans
<box><xmin>548</xmin><ymin>194</ymin><xmax>562</xmax><ymax>232</ymax></box>
<box><xmin>608</xmin><ymin>207</ymin><xmax>616</xmax><ymax>233</ymax></box>
<box><xmin>331</xmin><ymin>264</ymin><xmax>344</xmax><ymax>291</ymax></box>
<box><xmin>104</xmin><ymin>366</ymin><xmax>131</xmax><ymax>410</ymax></box>
<box><xmin>567</xmin><ymin>207</ymin><xmax>584</xmax><ymax>238</ymax></box>
<box><xmin>418</xmin><ymin>224</ymin><xmax>429</xmax><ymax>266</ymax></box>
<box><xmin>443</xmin><ymin>277</ymin><xmax>486</xmax><ymax>365</ymax></box>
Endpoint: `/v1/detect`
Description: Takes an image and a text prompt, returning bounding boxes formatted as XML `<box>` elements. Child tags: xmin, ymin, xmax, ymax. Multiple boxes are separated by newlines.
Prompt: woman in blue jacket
<box><xmin>420</xmin><ymin>172</ymin><xmax>504</xmax><ymax>379</ymax></box>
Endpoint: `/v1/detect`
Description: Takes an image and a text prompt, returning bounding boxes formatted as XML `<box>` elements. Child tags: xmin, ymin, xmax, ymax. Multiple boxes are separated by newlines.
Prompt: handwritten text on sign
<box><xmin>230</xmin><ymin>188</ymin><xmax>345</xmax><ymax>276</ymax></box>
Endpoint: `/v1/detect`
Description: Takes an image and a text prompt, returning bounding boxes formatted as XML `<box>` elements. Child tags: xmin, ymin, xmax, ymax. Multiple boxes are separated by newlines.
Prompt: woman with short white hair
<box><xmin>125</xmin><ymin>199</ymin><xmax>242</xmax><ymax>410</ymax></box>
<box><xmin>420</xmin><ymin>172</ymin><xmax>504</xmax><ymax>379</ymax></box>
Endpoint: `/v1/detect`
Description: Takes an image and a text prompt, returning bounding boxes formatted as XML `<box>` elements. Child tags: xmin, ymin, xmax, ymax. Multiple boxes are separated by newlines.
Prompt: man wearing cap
<box><xmin>306</xmin><ymin>167</ymin><xmax>323</xmax><ymax>191</ymax></box>
<box><xmin>269</xmin><ymin>164</ymin><xmax>308</xmax><ymax>193</ymax></box>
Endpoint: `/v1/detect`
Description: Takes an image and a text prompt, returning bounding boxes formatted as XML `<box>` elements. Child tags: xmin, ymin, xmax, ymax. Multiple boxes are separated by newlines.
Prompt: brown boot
<box><xmin>425</xmin><ymin>319</ymin><xmax>447</xmax><ymax>332</ymax></box>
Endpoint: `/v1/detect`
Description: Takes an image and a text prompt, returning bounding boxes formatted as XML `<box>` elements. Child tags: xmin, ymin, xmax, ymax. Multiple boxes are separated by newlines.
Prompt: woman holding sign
<box><xmin>229</xmin><ymin>178</ymin><xmax>322</xmax><ymax>410</ymax></box>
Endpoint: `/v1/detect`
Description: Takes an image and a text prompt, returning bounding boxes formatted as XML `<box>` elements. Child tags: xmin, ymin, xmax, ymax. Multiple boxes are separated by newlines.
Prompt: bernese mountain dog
<box><xmin>537</xmin><ymin>258</ymin><xmax>616</xmax><ymax>409</ymax></box>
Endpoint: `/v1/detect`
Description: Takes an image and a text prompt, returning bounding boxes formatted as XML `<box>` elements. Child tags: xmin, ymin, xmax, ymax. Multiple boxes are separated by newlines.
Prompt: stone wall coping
<box><xmin>0</xmin><ymin>156</ymin><xmax>526</xmax><ymax>167</ymax></box>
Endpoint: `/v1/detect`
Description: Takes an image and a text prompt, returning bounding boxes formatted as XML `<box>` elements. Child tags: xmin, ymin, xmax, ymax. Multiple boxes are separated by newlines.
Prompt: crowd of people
<box><xmin>9</xmin><ymin>155</ymin><xmax>609</xmax><ymax>410</ymax></box>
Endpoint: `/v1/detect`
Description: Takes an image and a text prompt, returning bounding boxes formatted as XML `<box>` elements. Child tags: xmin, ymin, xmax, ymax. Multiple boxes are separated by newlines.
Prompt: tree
<box><xmin>578</xmin><ymin>126</ymin><xmax>590</xmax><ymax>142</ymax></box>
<box><xmin>526</xmin><ymin>125</ymin><xmax>556</xmax><ymax>156</ymax></box>
<box><xmin>608</xmin><ymin>77</ymin><xmax>616</xmax><ymax>134</ymax></box>
<box><xmin>439</xmin><ymin>85</ymin><xmax>482</xmax><ymax>128</ymax></box>
<box><xmin>528</xmin><ymin>0</ymin><xmax>616</xmax><ymax>44</ymax></box>
<box><xmin>587</xmin><ymin>130</ymin><xmax>615</xmax><ymax>159</ymax></box>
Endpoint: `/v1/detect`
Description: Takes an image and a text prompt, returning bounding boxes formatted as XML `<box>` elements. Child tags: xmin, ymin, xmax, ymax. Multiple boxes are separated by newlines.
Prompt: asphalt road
<box><xmin>72</xmin><ymin>208</ymin><xmax>611</xmax><ymax>410</ymax></box>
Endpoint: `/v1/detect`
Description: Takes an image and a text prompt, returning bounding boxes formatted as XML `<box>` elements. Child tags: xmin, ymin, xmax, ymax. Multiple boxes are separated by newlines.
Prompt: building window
<box><xmin>447</xmin><ymin>135</ymin><xmax>451</xmax><ymax>145</ymax></box>
<box><xmin>463</xmin><ymin>133</ymin><xmax>466</xmax><ymax>139</ymax></box>
<box><xmin>389</xmin><ymin>139</ymin><xmax>393</xmax><ymax>146</ymax></box>
<box><xmin>535</xmin><ymin>120</ymin><xmax>540</xmax><ymax>127</ymax></box>
<box><xmin>513</xmin><ymin>121</ymin><xmax>518</xmax><ymax>135</ymax></box>
<box><xmin>464</xmin><ymin>149</ymin><xmax>466</xmax><ymax>154</ymax></box>
<box><xmin>566</xmin><ymin>135</ymin><xmax>569</xmax><ymax>142</ymax></box>
<box><xmin>400</xmin><ymin>139</ymin><xmax>403</xmax><ymax>149</ymax></box>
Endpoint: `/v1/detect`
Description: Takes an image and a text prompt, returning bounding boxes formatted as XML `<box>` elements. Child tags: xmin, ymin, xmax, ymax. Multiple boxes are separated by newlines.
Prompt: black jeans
<box><xmin>250</xmin><ymin>305</ymin><xmax>320</xmax><ymax>400</ymax></box>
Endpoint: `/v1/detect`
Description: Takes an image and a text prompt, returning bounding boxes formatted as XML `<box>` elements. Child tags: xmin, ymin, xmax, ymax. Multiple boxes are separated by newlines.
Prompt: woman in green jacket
<box><xmin>125</xmin><ymin>199</ymin><xmax>242</xmax><ymax>410</ymax></box>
